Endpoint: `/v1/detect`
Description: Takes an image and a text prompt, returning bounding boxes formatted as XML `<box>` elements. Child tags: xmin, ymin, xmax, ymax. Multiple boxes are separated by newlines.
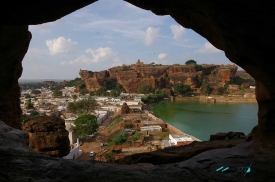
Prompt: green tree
<box><xmin>74</xmin><ymin>114</ymin><xmax>99</xmax><ymax>138</ymax></box>
<box><xmin>174</xmin><ymin>83</ymin><xmax>192</xmax><ymax>95</ymax></box>
<box><xmin>52</xmin><ymin>90</ymin><xmax>62</xmax><ymax>97</ymax></box>
<box><xmin>194</xmin><ymin>64</ymin><xmax>202</xmax><ymax>71</ymax></box>
<box><xmin>201</xmin><ymin>81</ymin><xmax>211</xmax><ymax>95</ymax></box>
<box><xmin>72</xmin><ymin>94</ymin><xmax>77</xmax><ymax>100</ymax></box>
<box><xmin>96</xmin><ymin>87</ymin><xmax>107</xmax><ymax>96</ymax></box>
<box><xmin>31</xmin><ymin>89</ymin><xmax>41</xmax><ymax>95</ymax></box>
<box><xmin>25</xmin><ymin>99</ymin><xmax>34</xmax><ymax>109</ymax></box>
<box><xmin>185</xmin><ymin>59</ymin><xmax>197</xmax><ymax>65</ymax></box>
<box><xmin>80</xmin><ymin>88</ymin><xmax>89</xmax><ymax>95</ymax></box>
<box><xmin>24</xmin><ymin>94</ymin><xmax>31</xmax><ymax>99</ymax></box>
<box><xmin>67</xmin><ymin>97</ymin><xmax>97</xmax><ymax>114</ymax></box>
<box><xmin>137</xmin><ymin>85</ymin><xmax>155</xmax><ymax>94</ymax></box>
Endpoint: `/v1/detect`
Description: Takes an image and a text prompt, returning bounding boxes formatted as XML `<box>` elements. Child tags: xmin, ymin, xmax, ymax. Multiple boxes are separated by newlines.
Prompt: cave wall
<box><xmin>0</xmin><ymin>0</ymin><xmax>274</xmax><ymax>143</ymax></box>
<box><xmin>0</xmin><ymin>26</ymin><xmax>31</xmax><ymax>129</ymax></box>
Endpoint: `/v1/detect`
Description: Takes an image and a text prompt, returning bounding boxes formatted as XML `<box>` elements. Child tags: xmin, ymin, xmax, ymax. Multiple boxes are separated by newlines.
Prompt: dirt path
<box><xmin>77</xmin><ymin>113</ymin><xmax>115</xmax><ymax>160</ymax></box>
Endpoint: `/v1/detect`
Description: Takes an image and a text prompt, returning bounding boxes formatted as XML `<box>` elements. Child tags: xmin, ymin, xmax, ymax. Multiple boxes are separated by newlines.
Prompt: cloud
<box><xmin>195</xmin><ymin>42</ymin><xmax>222</xmax><ymax>54</ymax></box>
<box><xmin>158</xmin><ymin>53</ymin><xmax>167</xmax><ymax>60</ymax></box>
<box><xmin>170</xmin><ymin>24</ymin><xmax>185</xmax><ymax>40</ymax></box>
<box><xmin>46</xmin><ymin>37</ymin><xmax>78</xmax><ymax>55</ymax></box>
<box><xmin>86</xmin><ymin>47</ymin><xmax>118</xmax><ymax>63</ymax></box>
<box><xmin>144</xmin><ymin>27</ymin><xmax>160</xmax><ymax>46</ymax></box>
<box><xmin>64</xmin><ymin>47</ymin><xmax>118</xmax><ymax>65</ymax></box>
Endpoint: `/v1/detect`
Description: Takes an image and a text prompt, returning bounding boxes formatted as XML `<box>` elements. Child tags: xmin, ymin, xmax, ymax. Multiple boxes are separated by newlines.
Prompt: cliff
<box><xmin>79</xmin><ymin>61</ymin><xmax>239</xmax><ymax>94</ymax></box>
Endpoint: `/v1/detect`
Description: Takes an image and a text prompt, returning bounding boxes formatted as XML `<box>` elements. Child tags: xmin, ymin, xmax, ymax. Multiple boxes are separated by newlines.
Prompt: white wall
<box><xmin>62</xmin><ymin>145</ymin><xmax>83</xmax><ymax>159</ymax></box>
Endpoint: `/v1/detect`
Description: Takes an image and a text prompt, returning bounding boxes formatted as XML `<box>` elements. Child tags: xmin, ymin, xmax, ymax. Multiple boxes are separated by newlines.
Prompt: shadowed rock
<box><xmin>22</xmin><ymin>116</ymin><xmax>70</xmax><ymax>157</ymax></box>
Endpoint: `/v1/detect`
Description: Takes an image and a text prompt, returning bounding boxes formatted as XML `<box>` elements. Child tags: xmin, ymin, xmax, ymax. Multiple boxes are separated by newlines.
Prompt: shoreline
<box><xmin>175</xmin><ymin>96</ymin><xmax>257</xmax><ymax>103</ymax></box>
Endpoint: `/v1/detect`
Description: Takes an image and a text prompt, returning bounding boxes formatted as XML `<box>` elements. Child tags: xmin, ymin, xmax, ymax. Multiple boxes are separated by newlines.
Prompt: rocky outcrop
<box><xmin>121</xmin><ymin>102</ymin><xmax>131</xmax><ymax>114</ymax></box>
<box><xmin>80</xmin><ymin>62</ymin><xmax>238</xmax><ymax>93</ymax></box>
<box><xmin>22</xmin><ymin>116</ymin><xmax>70</xmax><ymax>157</ymax></box>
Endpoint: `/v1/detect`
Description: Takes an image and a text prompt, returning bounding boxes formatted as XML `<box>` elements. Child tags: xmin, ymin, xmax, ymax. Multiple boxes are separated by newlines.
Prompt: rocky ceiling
<box><xmin>0</xmin><ymin>0</ymin><xmax>275</xmax><ymax>180</ymax></box>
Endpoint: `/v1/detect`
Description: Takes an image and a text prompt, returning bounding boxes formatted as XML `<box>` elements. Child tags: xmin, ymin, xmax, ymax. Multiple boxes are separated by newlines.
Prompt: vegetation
<box><xmin>31</xmin><ymin>89</ymin><xmax>41</xmax><ymax>95</ymax></box>
<box><xmin>67</xmin><ymin>96</ymin><xmax>97</xmax><ymax>114</ymax></box>
<box><xmin>104</xmin><ymin>151</ymin><xmax>115</xmax><ymax>163</ymax></box>
<box><xmin>200</xmin><ymin>81</ymin><xmax>211</xmax><ymax>95</ymax></box>
<box><xmin>141</xmin><ymin>91</ymin><xmax>167</xmax><ymax>104</ymax></box>
<box><xmin>95</xmin><ymin>87</ymin><xmax>107</xmax><ymax>96</ymax></box>
<box><xmin>185</xmin><ymin>59</ymin><xmax>202</xmax><ymax>71</ymax></box>
<box><xmin>174</xmin><ymin>83</ymin><xmax>192</xmax><ymax>95</ymax></box>
<box><xmin>63</xmin><ymin>77</ymin><xmax>85</xmax><ymax>87</ymax></box>
<box><xmin>185</xmin><ymin>59</ymin><xmax>197</xmax><ymax>65</ymax></box>
<box><xmin>20</xmin><ymin>111</ymin><xmax>42</xmax><ymax>122</ymax></box>
<box><xmin>24</xmin><ymin>94</ymin><xmax>31</xmax><ymax>99</ymax></box>
<box><xmin>74</xmin><ymin>114</ymin><xmax>99</xmax><ymax>138</ymax></box>
<box><xmin>80</xmin><ymin>88</ymin><xmax>89</xmax><ymax>95</ymax></box>
<box><xmin>52</xmin><ymin>90</ymin><xmax>62</xmax><ymax>97</ymax></box>
<box><xmin>137</xmin><ymin>85</ymin><xmax>155</xmax><ymax>94</ymax></box>
<box><xmin>133</xmin><ymin>131</ymin><xmax>142</xmax><ymax>141</ymax></box>
<box><xmin>108</xmin><ymin>116</ymin><xmax>123</xmax><ymax>134</ymax></box>
<box><xmin>25</xmin><ymin>99</ymin><xmax>34</xmax><ymax>109</ymax></box>
<box><xmin>109</xmin><ymin>132</ymin><xmax>129</xmax><ymax>146</ymax></box>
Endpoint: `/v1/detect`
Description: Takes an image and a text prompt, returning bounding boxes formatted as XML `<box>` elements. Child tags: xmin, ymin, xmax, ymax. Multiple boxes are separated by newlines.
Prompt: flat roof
<box><xmin>140</xmin><ymin>125</ymin><xmax>162</xmax><ymax>131</ymax></box>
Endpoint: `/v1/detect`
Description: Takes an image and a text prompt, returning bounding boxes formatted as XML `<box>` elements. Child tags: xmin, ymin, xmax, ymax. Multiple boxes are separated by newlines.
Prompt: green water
<box><xmin>151</xmin><ymin>100</ymin><xmax>258</xmax><ymax>141</ymax></box>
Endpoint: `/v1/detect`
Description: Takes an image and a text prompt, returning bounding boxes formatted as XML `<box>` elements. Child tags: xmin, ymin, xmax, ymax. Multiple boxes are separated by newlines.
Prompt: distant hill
<box><xmin>19</xmin><ymin>79</ymin><xmax>65</xmax><ymax>84</ymax></box>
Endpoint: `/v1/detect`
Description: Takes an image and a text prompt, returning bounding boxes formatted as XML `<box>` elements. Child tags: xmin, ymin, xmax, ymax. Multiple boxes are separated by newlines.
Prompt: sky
<box><xmin>21</xmin><ymin>0</ymin><xmax>234</xmax><ymax>80</ymax></box>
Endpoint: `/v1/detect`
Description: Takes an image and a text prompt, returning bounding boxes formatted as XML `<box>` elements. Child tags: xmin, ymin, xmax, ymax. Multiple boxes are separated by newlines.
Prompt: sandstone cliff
<box><xmin>79</xmin><ymin>60</ymin><xmax>239</xmax><ymax>94</ymax></box>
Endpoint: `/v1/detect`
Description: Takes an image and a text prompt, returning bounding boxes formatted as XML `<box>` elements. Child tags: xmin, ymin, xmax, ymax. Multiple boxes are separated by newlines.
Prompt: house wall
<box><xmin>62</xmin><ymin>145</ymin><xmax>82</xmax><ymax>159</ymax></box>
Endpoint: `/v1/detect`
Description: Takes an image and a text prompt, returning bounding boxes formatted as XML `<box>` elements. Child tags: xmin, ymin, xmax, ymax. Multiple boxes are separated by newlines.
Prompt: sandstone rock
<box><xmin>121</xmin><ymin>102</ymin><xmax>131</xmax><ymax>114</ymax></box>
<box><xmin>22</xmin><ymin>116</ymin><xmax>70</xmax><ymax>157</ymax></box>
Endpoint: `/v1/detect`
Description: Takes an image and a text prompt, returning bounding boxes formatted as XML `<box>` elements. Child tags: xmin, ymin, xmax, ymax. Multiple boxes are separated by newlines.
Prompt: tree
<box><xmin>80</xmin><ymin>88</ymin><xmax>89</xmax><ymax>95</ymax></box>
<box><xmin>185</xmin><ymin>59</ymin><xmax>197</xmax><ymax>65</ymax></box>
<box><xmin>67</xmin><ymin>97</ymin><xmax>97</xmax><ymax>114</ymax></box>
<box><xmin>194</xmin><ymin>64</ymin><xmax>202</xmax><ymax>71</ymax></box>
<box><xmin>174</xmin><ymin>83</ymin><xmax>192</xmax><ymax>95</ymax></box>
<box><xmin>72</xmin><ymin>95</ymin><xmax>77</xmax><ymax>100</ymax></box>
<box><xmin>74</xmin><ymin>114</ymin><xmax>99</xmax><ymax>137</ymax></box>
<box><xmin>25</xmin><ymin>99</ymin><xmax>34</xmax><ymax>109</ymax></box>
<box><xmin>31</xmin><ymin>89</ymin><xmax>41</xmax><ymax>95</ymax></box>
<box><xmin>52</xmin><ymin>90</ymin><xmax>62</xmax><ymax>97</ymax></box>
<box><xmin>137</xmin><ymin>85</ymin><xmax>155</xmax><ymax>94</ymax></box>
<box><xmin>201</xmin><ymin>81</ymin><xmax>211</xmax><ymax>95</ymax></box>
<box><xmin>24</xmin><ymin>94</ymin><xmax>31</xmax><ymax>99</ymax></box>
<box><xmin>96</xmin><ymin>87</ymin><xmax>107</xmax><ymax>96</ymax></box>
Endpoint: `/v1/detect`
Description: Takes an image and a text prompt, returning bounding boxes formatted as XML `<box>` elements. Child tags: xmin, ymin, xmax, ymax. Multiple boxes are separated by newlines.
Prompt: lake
<box><xmin>151</xmin><ymin>100</ymin><xmax>258</xmax><ymax>141</ymax></box>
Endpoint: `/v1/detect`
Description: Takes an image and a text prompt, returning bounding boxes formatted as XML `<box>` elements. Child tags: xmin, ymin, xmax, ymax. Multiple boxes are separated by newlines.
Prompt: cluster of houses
<box><xmin>20</xmin><ymin>86</ymin><xmax>199</xmax><ymax>159</ymax></box>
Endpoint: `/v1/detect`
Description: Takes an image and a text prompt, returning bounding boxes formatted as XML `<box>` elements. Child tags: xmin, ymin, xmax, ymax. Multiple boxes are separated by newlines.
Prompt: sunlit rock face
<box><xmin>22</xmin><ymin>116</ymin><xmax>70</xmax><ymax>157</ymax></box>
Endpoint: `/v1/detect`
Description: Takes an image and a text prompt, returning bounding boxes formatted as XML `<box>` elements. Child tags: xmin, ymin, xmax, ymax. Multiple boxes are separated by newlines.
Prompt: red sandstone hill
<box><xmin>79</xmin><ymin>60</ymin><xmax>253</xmax><ymax>94</ymax></box>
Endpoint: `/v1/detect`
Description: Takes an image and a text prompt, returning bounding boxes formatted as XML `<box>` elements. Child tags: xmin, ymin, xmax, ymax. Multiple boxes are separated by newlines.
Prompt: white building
<box><xmin>169</xmin><ymin>134</ymin><xmax>193</xmax><ymax>146</ymax></box>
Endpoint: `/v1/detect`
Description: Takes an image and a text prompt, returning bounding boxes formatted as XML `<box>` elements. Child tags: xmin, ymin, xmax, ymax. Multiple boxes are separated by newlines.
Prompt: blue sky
<box><xmin>21</xmin><ymin>0</ymin><xmax>233</xmax><ymax>80</ymax></box>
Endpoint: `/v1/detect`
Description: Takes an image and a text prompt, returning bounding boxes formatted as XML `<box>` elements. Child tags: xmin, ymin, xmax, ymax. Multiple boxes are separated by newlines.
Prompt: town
<box><xmin>19</xmin><ymin>75</ymin><xmax>255</xmax><ymax>162</ymax></box>
<box><xmin>20</xmin><ymin>82</ymin><xmax>202</xmax><ymax>162</ymax></box>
